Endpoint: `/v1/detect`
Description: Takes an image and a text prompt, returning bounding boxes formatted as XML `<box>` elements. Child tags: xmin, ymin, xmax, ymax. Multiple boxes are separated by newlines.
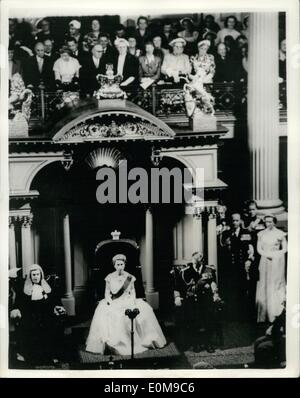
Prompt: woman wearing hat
<box><xmin>161</xmin><ymin>37</ymin><xmax>191</xmax><ymax>84</ymax></box>
<box><xmin>10</xmin><ymin>264</ymin><xmax>66</xmax><ymax>365</ymax></box>
<box><xmin>256</xmin><ymin>215</ymin><xmax>287</xmax><ymax>323</ymax></box>
<box><xmin>86</xmin><ymin>254</ymin><xmax>166</xmax><ymax>355</ymax></box>
<box><xmin>65</xmin><ymin>19</ymin><xmax>82</xmax><ymax>44</ymax></box>
<box><xmin>190</xmin><ymin>40</ymin><xmax>215</xmax><ymax>84</ymax></box>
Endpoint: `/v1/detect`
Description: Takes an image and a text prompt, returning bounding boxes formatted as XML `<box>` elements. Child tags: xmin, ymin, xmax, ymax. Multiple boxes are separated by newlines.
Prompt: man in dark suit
<box><xmin>22</xmin><ymin>42</ymin><xmax>54</xmax><ymax>90</ymax></box>
<box><xmin>221</xmin><ymin>213</ymin><xmax>255</xmax><ymax>320</ymax></box>
<box><xmin>161</xmin><ymin>19</ymin><xmax>177</xmax><ymax>52</ymax></box>
<box><xmin>99</xmin><ymin>32</ymin><xmax>117</xmax><ymax>64</ymax></box>
<box><xmin>112</xmin><ymin>38</ymin><xmax>139</xmax><ymax>91</ymax></box>
<box><xmin>79</xmin><ymin>43</ymin><xmax>109</xmax><ymax>96</ymax></box>
<box><xmin>66</xmin><ymin>37</ymin><xmax>86</xmax><ymax>65</ymax></box>
<box><xmin>43</xmin><ymin>38</ymin><xmax>59</xmax><ymax>66</ymax></box>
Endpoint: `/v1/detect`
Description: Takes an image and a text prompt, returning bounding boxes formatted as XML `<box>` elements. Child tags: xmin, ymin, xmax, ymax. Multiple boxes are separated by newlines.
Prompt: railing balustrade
<box><xmin>27</xmin><ymin>81</ymin><xmax>286</xmax><ymax>131</ymax></box>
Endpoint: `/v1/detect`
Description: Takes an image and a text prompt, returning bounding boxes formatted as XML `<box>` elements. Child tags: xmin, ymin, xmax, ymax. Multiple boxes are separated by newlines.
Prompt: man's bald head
<box><xmin>231</xmin><ymin>213</ymin><xmax>242</xmax><ymax>229</ymax></box>
<box><xmin>35</xmin><ymin>42</ymin><xmax>45</xmax><ymax>58</ymax></box>
<box><xmin>92</xmin><ymin>44</ymin><xmax>104</xmax><ymax>59</ymax></box>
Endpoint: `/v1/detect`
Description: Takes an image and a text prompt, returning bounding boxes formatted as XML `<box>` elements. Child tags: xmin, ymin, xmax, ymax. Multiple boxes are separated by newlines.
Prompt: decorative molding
<box><xmin>54</xmin><ymin>119</ymin><xmax>173</xmax><ymax>143</ymax></box>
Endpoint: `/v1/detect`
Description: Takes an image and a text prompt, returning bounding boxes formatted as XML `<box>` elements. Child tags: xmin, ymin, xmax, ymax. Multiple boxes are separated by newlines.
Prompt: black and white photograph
<box><xmin>0</xmin><ymin>0</ymin><xmax>299</xmax><ymax>377</ymax></box>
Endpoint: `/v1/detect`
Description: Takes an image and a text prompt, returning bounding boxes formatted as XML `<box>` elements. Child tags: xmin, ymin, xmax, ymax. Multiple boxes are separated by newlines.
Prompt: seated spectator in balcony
<box><xmin>199</xmin><ymin>14</ymin><xmax>220</xmax><ymax>40</ymax></box>
<box><xmin>53</xmin><ymin>46</ymin><xmax>81</xmax><ymax>91</ymax></box>
<box><xmin>8</xmin><ymin>46</ymin><xmax>23</xmax><ymax>82</ymax></box>
<box><xmin>203</xmin><ymin>31</ymin><xmax>217</xmax><ymax>55</ymax></box>
<box><xmin>161</xmin><ymin>19</ymin><xmax>177</xmax><ymax>52</ymax></box>
<box><xmin>99</xmin><ymin>32</ymin><xmax>115</xmax><ymax>62</ymax></box>
<box><xmin>127</xmin><ymin>35</ymin><xmax>141</xmax><ymax>57</ymax></box>
<box><xmin>177</xmin><ymin>17</ymin><xmax>199</xmax><ymax>56</ymax></box>
<box><xmin>80</xmin><ymin>44</ymin><xmax>108</xmax><ymax>96</ymax></box>
<box><xmin>161</xmin><ymin>38</ymin><xmax>191</xmax><ymax>85</ymax></box>
<box><xmin>112</xmin><ymin>38</ymin><xmax>139</xmax><ymax>89</ymax></box>
<box><xmin>9</xmin><ymin>19</ymin><xmax>35</xmax><ymax>60</ymax></box>
<box><xmin>88</xmin><ymin>19</ymin><xmax>101</xmax><ymax>41</ymax></box>
<box><xmin>216</xmin><ymin>15</ymin><xmax>241</xmax><ymax>44</ymax></box>
<box><xmin>35</xmin><ymin>19</ymin><xmax>53</xmax><ymax>43</ymax></box>
<box><xmin>279</xmin><ymin>39</ymin><xmax>286</xmax><ymax>82</ymax></box>
<box><xmin>214</xmin><ymin>43</ymin><xmax>235</xmax><ymax>83</ymax></box>
<box><xmin>190</xmin><ymin>40</ymin><xmax>215</xmax><ymax>84</ymax></box>
<box><xmin>224</xmin><ymin>35</ymin><xmax>240</xmax><ymax>59</ymax></box>
<box><xmin>112</xmin><ymin>24</ymin><xmax>127</xmax><ymax>43</ymax></box>
<box><xmin>14</xmin><ymin>18</ymin><xmax>36</xmax><ymax>51</ymax></box>
<box><xmin>43</xmin><ymin>38</ymin><xmax>59</xmax><ymax>64</ymax></box>
<box><xmin>23</xmin><ymin>42</ymin><xmax>54</xmax><ymax>90</ymax></box>
<box><xmin>242</xmin><ymin>15</ymin><xmax>249</xmax><ymax>39</ymax></box>
<box><xmin>66</xmin><ymin>36</ymin><xmax>86</xmax><ymax>64</ymax></box>
<box><xmin>81</xmin><ymin>33</ymin><xmax>98</xmax><ymax>53</ymax></box>
<box><xmin>139</xmin><ymin>41</ymin><xmax>161</xmax><ymax>87</ymax></box>
<box><xmin>236</xmin><ymin>34</ymin><xmax>248</xmax><ymax>52</ymax></box>
<box><xmin>135</xmin><ymin>16</ymin><xmax>151</xmax><ymax>52</ymax></box>
<box><xmin>152</xmin><ymin>34</ymin><xmax>166</xmax><ymax>61</ymax></box>
<box><xmin>65</xmin><ymin>20</ymin><xmax>82</xmax><ymax>44</ymax></box>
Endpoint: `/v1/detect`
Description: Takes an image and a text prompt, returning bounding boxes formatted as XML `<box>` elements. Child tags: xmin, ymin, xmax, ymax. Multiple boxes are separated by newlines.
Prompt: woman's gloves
<box><xmin>174</xmin><ymin>296</ymin><xmax>182</xmax><ymax>307</ymax></box>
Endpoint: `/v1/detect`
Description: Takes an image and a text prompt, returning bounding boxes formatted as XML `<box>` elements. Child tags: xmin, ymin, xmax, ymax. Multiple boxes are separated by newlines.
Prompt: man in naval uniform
<box><xmin>221</xmin><ymin>213</ymin><xmax>256</xmax><ymax>321</ymax></box>
<box><xmin>243</xmin><ymin>200</ymin><xmax>265</xmax><ymax>320</ymax></box>
<box><xmin>173</xmin><ymin>252</ymin><xmax>221</xmax><ymax>353</ymax></box>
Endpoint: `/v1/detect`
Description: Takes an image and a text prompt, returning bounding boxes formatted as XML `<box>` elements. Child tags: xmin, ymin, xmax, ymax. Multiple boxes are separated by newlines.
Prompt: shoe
<box><xmin>16</xmin><ymin>353</ymin><xmax>25</xmax><ymax>362</ymax></box>
<box><xmin>52</xmin><ymin>358</ymin><xmax>60</xmax><ymax>367</ymax></box>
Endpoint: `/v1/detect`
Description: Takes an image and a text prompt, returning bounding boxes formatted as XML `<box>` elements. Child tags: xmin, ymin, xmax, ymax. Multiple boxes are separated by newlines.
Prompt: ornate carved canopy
<box><xmin>51</xmin><ymin>99</ymin><xmax>175</xmax><ymax>143</ymax></box>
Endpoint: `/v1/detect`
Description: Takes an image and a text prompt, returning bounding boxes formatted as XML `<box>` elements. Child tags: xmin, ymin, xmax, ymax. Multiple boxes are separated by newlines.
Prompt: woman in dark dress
<box><xmin>10</xmin><ymin>264</ymin><xmax>66</xmax><ymax>365</ymax></box>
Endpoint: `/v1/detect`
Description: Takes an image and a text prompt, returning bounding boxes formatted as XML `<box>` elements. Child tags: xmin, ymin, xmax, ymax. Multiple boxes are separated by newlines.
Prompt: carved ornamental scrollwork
<box><xmin>55</xmin><ymin>120</ymin><xmax>172</xmax><ymax>142</ymax></box>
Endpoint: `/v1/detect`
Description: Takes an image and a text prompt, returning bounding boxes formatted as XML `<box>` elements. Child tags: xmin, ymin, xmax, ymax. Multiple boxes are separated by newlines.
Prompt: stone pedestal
<box><xmin>190</xmin><ymin>113</ymin><xmax>217</xmax><ymax>132</ymax></box>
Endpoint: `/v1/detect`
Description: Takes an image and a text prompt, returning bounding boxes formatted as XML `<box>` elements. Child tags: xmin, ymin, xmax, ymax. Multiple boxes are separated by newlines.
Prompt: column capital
<box><xmin>21</xmin><ymin>214</ymin><xmax>33</xmax><ymax>228</ymax></box>
<box><xmin>9</xmin><ymin>216</ymin><xmax>15</xmax><ymax>227</ymax></box>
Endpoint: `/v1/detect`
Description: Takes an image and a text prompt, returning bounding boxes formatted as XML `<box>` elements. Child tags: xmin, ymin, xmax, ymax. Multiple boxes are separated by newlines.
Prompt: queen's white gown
<box><xmin>86</xmin><ymin>271</ymin><xmax>167</xmax><ymax>355</ymax></box>
<box><xmin>256</xmin><ymin>227</ymin><xmax>287</xmax><ymax>323</ymax></box>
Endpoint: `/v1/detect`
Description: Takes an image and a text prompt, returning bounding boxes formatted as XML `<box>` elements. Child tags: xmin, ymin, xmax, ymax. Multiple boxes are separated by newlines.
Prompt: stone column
<box><xmin>207</xmin><ymin>211</ymin><xmax>218</xmax><ymax>280</ymax></box>
<box><xmin>21</xmin><ymin>215</ymin><xmax>34</xmax><ymax>275</ymax></box>
<box><xmin>61</xmin><ymin>212</ymin><xmax>75</xmax><ymax>315</ymax></box>
<box><xmin>193</xmin><ymin>210</ymin><xmax>203</xmax><ymax>255</ymax></box>
<box><xmin>33</xmin><ymin>229</ymin><xmax>40</xmax><ymax>264</ymax></box>
<box><xmin>145</xmin><ymin>206</ymin><xmax>159</xmax><ymax>309</ymax></box>
<box><xmin>9</xmin><ymin>217</ymin><xmax>17</xmax><ymax>270</ymax></box>
<box><xmin>248</xmin><ymin>13</ymin><xmax>284</xmax><ymax>214</ymax></box>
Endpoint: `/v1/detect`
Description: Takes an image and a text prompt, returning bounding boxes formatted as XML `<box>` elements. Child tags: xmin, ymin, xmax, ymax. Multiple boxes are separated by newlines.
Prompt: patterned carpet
<box><xmin>79</xmin><ymin>342</ymin><xmax>181</xmax><ymax>364</ymax></box>
<box><xmin>185</xmin><ymin>345</ymin><xmax>254</xmax><ymax>369</ymax></box>
<box><xmin>10</xmin><ymin>320</ymin><xmax>258</xmax><ymax>370</ymax></box>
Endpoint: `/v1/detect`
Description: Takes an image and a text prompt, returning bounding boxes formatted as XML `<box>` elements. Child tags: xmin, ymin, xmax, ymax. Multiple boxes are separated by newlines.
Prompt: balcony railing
<box><xmin>27</xmin><ymin>81</ymin><xmax>286</xmax><ymax>131</ymax></box>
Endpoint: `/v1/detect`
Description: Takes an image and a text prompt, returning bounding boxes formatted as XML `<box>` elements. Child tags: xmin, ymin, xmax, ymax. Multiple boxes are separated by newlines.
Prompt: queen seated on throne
<box><xmin>86</xmin><ymin>253</ymin><xmax>166</xmax><ymax>355</ymax></box>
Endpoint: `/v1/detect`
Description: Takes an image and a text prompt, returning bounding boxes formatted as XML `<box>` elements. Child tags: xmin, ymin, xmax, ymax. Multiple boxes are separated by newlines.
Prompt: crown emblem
<box><xmin>95</xmin><ymin>64</ymin><xmax>127</xmax><ymax>100</ymax></box>
<box><xmin>111</xmin><ymin>230</ymin><xmax>121</xmax><ymax>240</ymax></box>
